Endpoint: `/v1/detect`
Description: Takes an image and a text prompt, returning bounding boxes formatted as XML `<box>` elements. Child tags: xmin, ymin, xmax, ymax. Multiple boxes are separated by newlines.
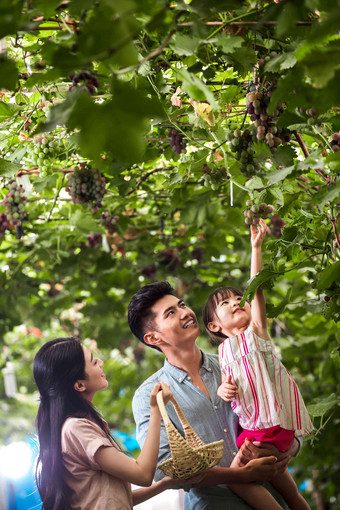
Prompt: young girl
<box><xmin>202</xmin><ymin>219</ymin><xmax>313</xmax><ymax>510</ymax></box>
<box><xmin>33</xmin><ymin>337</ymin><xmax>187</xmax><ymax>510</ymax></box>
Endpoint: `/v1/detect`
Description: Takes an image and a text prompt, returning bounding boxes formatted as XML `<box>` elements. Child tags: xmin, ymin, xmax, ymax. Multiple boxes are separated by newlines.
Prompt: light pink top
<box><xmin>219</xmin><ymin>326</ymin><xmax>314</xmax><ymax>436</ymax></box>
<box><xmin>61</xmin><ymin>417</ymin><xmax>133</xmax><ymax>510</ymax></box>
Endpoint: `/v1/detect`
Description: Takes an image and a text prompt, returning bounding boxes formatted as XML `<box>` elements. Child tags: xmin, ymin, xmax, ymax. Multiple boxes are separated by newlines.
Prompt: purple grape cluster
<box><xmin>268</xmin><ymin>214</ymin><xmax>286</xmax><ymax>238</ymax></box>
<box><xmin>69</xmin><ymin>71</ymin><xmax>99</xmax><ymax>95</ymax></box>
<box><xmin>202</xmin><ymin>164</ymin><xmax>228</xmax><ymax>189</ymax></box>
<box><xmin>0</xmin><ymin>213</ymin><xmax>9</xmax><ymax>238</ymax></box>
<box><xmin>330</xmin><ymin>133</ymin><xmax>340</xmax><ymax>152</ymax></box>
<box><xmin>3</xmin><ymin>181</ymin><xmax>27</xmax><ymax>230</ymax></box>
<box><xmin>86</xmin><ymin>234</ymin><xmax>102</xmax><ymax>247</ymax></box>
<box><xmin>226</xmin><ymin>128</ymin><xmax>260</xmax><ymax>177</ymax></box>
<box><xmin>66</xmin><ymin>164</ymin><xmax>106</xmax><ymax>211</ymax></box>
<box><xmin>246</xmin><ymin>85</ymin><xmax>291</xmax><ymax>151</ymax></box>
<box><xmin>167</xmin><ymin>128</ymin><xmax>187</xmax><ymax>154</ymax></box>
<box><xmin>243</xmin><ymin>200</ymin><xmax>274</xmax><ymax>225</ymax></box>
<box><xmin>100</xmin><ymin>211</ymin><xmax>119</xmax><ymax>235</ymax></box>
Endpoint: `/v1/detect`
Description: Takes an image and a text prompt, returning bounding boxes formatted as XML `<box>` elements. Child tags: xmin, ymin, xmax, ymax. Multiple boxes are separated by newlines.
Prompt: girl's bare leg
<box><xmin>271</xmin><ymin>468</ymin><xmax>311</xmax><ymax>510</ymax></box>
<box><xmin>228</xmin><ymin>483</ymin><xmax>283</xmax><ymax>510</ymax></box>
<box><xmin>229</xmin><ymin>453</ymin><xmax>283</xmax><ymax>510</ymax></box>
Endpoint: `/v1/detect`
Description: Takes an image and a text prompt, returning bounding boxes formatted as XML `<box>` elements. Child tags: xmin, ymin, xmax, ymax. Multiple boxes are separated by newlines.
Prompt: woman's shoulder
<box><xmin>62</xmin><ymin>417</ymin><xmax>107</xmax><ymax>438</ymax></box>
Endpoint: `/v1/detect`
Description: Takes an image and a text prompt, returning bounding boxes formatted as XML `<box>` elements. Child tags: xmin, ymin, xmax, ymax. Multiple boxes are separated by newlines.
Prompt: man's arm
<box><xmin>192</xmin><ymin>455</ymin><xmax>289</xmax><ymax>488</ymax></box>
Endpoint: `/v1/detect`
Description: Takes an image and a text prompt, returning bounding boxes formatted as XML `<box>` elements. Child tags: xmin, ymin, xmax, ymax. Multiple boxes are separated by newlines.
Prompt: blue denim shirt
<box><xmin>132</xmin><ymin>351</ymin><xmax>289</xmax><ymax>510</ymax></box>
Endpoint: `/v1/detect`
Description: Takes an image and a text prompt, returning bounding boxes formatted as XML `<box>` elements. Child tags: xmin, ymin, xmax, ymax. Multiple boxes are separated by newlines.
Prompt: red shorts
<box><xmin>236</xmin><ymin>425</ymin><xmax>295</xmax><ymax>452</ymax></box>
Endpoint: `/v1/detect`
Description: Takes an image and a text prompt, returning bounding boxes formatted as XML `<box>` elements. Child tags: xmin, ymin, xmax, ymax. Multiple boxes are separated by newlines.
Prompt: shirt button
<box><xmin>178</xmin><ymin>378</ymin><xmax>183</xmax><ymax>382</ymax></box>
<box><xmin>207</xmin><ymin>368</ymin><xmax>212</xmax><ymax>372</ymax></box>
<box><xmin>187</xmin><ymin>377</ymin><xmax>191</xmax><ymax>381</ymax></box>
<box><xmin>224</xmin><ymin>428</ymin><xmax>228</xmax><ymax>433</ymax></box>
<box><xmin>214</xmin><ymin>405</ymin><xmax>218</xmax><ymax>409</ymax></box>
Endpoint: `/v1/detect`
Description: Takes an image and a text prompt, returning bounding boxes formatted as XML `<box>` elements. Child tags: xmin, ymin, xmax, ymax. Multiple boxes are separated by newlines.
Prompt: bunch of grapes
<box><xmin>3</xmin><ymin>181</ymin><xmax>27</xmax><ymax>235</ymax></box>
<box><xmin>0</xmin><ymin>213</ymin><xmax>9</xmax><ymax>238</ymax></box>
<box><xmin>65</xmin><ymin>164</ymin><xmax>106</xmax><ymax>211</ymax></box>
<box><xmin>167</xmin><ymin>128</ymin><xmax>187</xmax><ymax>155</ymax></box>
<box><xmin>69</xmin><ymin>71</ymin><xmax>99</xmax><ymax>95</ymax></box>
<box><xmin>86</xmin><ymin>234</ymin><xmax>102</xmax><ymax>248</ymax></box>
<box><xmin>100</xmin><ymin>211</ymin><xmax>119</xmax><ymax>235</ymax></box>
<box><xmin>246</xmin><ymin>84</ymin><xmax>291</xmax><ymax>151</ymax></box>
<box><xmin>268</xmin><ymin>214</ymin><xmax>286</xmax><ymax>238</ymax></box>
<box><xmin>202</xmin><ymin>164</ymin><xmax>228</xmax><ymax>189</ymax></box>
<box><xmin>25</xmin><ymin>135</ymin><xmax>66</xmax><ymax>177</ymax></box>
<box><xmin>330</xmin><ymin>133</ymin><xmax>340</xmax><ymax>152</ymax></box>
<box><xmin>226</xmin><ymin>128</ymin><xmax>260</xmax><ymax>177</ymax></box>
<box><xmin>243</xmin><ymin>200</ymin><xmax>274</xmax><ymax>225</ymax></box>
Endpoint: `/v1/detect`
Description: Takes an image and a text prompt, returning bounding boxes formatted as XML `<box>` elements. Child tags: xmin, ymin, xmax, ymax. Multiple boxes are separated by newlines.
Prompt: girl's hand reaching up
<box><xmin>251</xmin><ymin>218</ymin><xmax>270</xmax><ymax>249</ymax></box>
<box><xmin>150</xmin><ymin>382</ymin><xmax>172</xmax><ymax>409</ymax></box>
<box><xmin>217</xmin><ymin>375</ymin><xmax>238</xmax><ymax>402</ymax></box>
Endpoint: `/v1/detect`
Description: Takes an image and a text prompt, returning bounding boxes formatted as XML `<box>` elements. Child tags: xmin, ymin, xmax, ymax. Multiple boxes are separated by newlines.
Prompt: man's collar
<box><xmin>163</xmin><ymin>351</ymin><xmax>213</xmax><ymax>382</ymax></box>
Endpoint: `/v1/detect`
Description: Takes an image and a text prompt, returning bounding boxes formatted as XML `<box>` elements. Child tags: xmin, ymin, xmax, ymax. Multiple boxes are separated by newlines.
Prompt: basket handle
<box><xmin>156</xmin><ymin>390</ymin><xmax>192</xmax><ymax>430</ymax></box>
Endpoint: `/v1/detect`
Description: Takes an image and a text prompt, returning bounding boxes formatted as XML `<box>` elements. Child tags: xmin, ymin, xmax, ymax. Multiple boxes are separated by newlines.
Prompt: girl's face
<box><xmin>208</xmin><ymin>292</ymin><xmax>251</xmax><ymax>338</ymax></box>
<box><xmin>76</xmin><ymin>345</ymin><xmax>108</xmax><ymax>401</ymax></box>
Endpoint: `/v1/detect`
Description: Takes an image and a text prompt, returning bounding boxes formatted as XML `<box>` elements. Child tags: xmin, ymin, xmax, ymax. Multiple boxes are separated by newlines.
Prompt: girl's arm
<box><xmin>95</xmin><ymin>382</ymin><xmax>172</xmax><ymax>487</ymax></box>
<box><xmin>250</xmin><ymin>219</ymin><xmax>271</xmax><ymax>340</ymax></box>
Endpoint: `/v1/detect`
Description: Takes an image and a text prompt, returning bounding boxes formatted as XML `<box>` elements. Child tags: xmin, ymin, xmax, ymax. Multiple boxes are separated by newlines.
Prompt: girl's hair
<box><xmin>33</xmin><ymin>337</ymin><xmax>108</xmax><ymax>510</ymax></box>
<box><xmin>202</xmin><ymin>287</ymin><xmax>243</xmax><ymax>345</ymax></box>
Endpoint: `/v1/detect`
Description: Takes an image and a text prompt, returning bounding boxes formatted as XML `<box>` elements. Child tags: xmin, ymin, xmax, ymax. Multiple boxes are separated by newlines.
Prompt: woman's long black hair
<box><xmin>33</xmin><ymin>337</ymin><xmax>108</xmax><ymax>510</ymax></box>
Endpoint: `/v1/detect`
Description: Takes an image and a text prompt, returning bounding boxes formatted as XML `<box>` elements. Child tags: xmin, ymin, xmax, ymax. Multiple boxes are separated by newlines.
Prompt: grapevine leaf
<box><xmin>0</xmin><ymin>56</ymin><xmax>19</xmax><ymax>91</ymax></box>
<box><xmin>310</xmin><ymin>182</ymin><xmax>340</xmax><ymax>208</ymax></box>
<box><xmin>239</xmin><ymin>269</ymin><xmax>284</xmax><ymax>306</ymax></box>
<box><xmin>169</xmin><ymin>34</ymin><xmax>201</xmax><ymax>56</ymax></box>
<box><xmin>0</xmin><ymin>159</ymin><xmax>22</xmax><ymax>177</ymax></box>
<box><xmin>215</xmin><ymin>35</ymin><xmax>244</xmax><ymax>54</ymax></box>
<box><xmin>0</xmin><ymin>101</ymin><xmax>22</xmax><ymax>121</ymax></box>
<box><xmin>266</xmin><ymin>165</ymin><xmax>295</xmax><ymax>185</ymax></box>
<box><xmin>177</xmin><ymin>69</ymin><xmax>218</xmax><ymax>108</ymax></box>
<box><xmin>271</xmin><ymin>145</ymin><xmax>296</xmax><ymax>167</ymax></box>
<box><xmin>266</xmin><ymin>288</ymin><xmax>292</xmax><ymax>318</ymax></box>
<box><xmin>307</xmin><ymin>393</ymin><xmax>339</xmax><ymax>417</ymax></box>
<box><xmin>317</xmin><ymin>261</ymin><xmax>340</xmax><ymax>291</ymax></box>
<box><xmin>69</xmin><ymin>210</ymin><xmax>105</xmax><ymax>234</ymax></box>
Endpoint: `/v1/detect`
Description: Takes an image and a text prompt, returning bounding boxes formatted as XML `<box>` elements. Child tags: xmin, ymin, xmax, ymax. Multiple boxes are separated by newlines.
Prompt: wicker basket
<box><xmin>156</xmin><ymin>390</ymin><xmax>224</xmax><ymax>479</ymax></box>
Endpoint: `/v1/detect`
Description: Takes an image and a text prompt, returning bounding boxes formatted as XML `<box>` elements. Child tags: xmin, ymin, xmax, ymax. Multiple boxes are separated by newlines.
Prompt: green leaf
<box><xmin>266</xmin><ymin>166</ymin><xmax>295</xmax><ymax>185</ymax></box>
<box><xmin>271</xmin><ymin>145</ymin><xmax>296</xmax><ymax>167</ymax></box>
<box><xmin>0</xmin><ymin>159</ymin><xmax>21</xmax><ymax>177</ymax></box>
<box><xmin>215</xmin><ymin>35</ymin><xmax>244</xmax><ymax>54</ymax></box>
<box><xmin>240</xmin><ymin>269</ymin><xmax>283</xmax><ymax>306</ymax></box>
<box><xmin>69</xmin><ymin>210</ymin><xmax>105</xmax><ymax>234</ymax></box>
<box><xmin>307</xmin><ymin>393</ymin><xmax>339</xmax><ymax>417</ymax></box>
<box><xmin>0</xmin><ymin>56</ymin><xmax>19</xmax><ymax>91</ymax></box>
<box><xmin>317</xmin><ymin>261</ymin><xmax>340</xmax><ymax>291</ymax></box>
<box><xmin>264</xmin><ymin>53</ymin><xmax>296</xmax><ymax>73</ymax></box>
<box><xmin>177</xmin><ymin>69</ymin><xmax>218</xmax><ymax>108</ymax></box>
<box><xmin>0</xmin><ymin>101</ymin><xmax>22</xmax><ymax>122</ymax></box>
<box><xmin>310</xmin><ymin>182</ymin><xmax>340</xmax><ymax>208</ymax></box>
<box><xmin>267</xmin><ymin>288</ymin><xmax>292</xmax><ymax>318</ymax></box>
<box><xmin>169</xmin><ymin>34</ymin><xmax>201</xmax><ymax>56</ymax></box>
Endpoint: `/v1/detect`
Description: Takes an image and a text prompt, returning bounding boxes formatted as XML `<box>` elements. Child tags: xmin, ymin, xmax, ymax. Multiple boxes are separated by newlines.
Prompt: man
<box><xmin>129</xmin><ymin>282</ymin><xmax>299</xmax><ymax>509</ymax></box>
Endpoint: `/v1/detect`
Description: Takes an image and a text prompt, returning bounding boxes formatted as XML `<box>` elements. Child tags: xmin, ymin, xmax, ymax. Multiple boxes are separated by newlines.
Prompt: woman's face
<box><xmin>78</xmin><ymin>345</ymin><xmax>108</xmax><ymax>401</ymax></box>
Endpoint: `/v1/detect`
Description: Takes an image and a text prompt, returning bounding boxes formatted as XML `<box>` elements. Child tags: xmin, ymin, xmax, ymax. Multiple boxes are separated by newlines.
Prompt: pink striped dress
<box><xmin>219</xmin><ymin>326</ymin><xmax>313</xmax><ymax>437</ymax></box>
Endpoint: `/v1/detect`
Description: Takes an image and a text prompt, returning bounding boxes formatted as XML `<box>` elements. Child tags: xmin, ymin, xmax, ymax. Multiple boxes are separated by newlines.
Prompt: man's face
<box><xmin>145</xmin><ymin>294</ymin><xmax>200</xmax><ymax>349</ymax></box>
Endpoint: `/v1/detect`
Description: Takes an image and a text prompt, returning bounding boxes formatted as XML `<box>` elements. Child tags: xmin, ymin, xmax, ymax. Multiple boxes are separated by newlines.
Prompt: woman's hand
<box><xmin>250</xmin><ymin>218</ymin><xmax>270</xmax><ymax>249</ymax></box>
<box><xmin>149</xmin><ymin>382</ymin><xmax>172</xmax><ymax>409</ymax></box>
<box><xmin>217</xmin><ymin>375</ymin><xmax>238</xmax><ymax>402</ymax></box>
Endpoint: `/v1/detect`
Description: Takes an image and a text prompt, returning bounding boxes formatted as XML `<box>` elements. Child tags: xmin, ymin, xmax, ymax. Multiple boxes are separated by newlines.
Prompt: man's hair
<box><xmin>202</xmin><ymin>286</ymin><xmax>243</xmax><ymax>345</ymax></box>
<box><xmin>128</xmin><ymin>281</ymin><xmax>175</xmax><ymax>351</ymax></box>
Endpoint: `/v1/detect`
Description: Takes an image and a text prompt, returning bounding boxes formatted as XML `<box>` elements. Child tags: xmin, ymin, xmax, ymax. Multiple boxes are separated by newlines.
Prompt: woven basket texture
<box><xmin>156</xmin><ymin>391</ymin><xmax>224</xmax><ymax>479</ymax></box>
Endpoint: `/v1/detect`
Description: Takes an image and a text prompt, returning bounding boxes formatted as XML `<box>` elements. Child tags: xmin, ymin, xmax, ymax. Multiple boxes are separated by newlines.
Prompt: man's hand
<box><xmin>237</xmin><ymin>438</ymin><xmax>294</xmax><ymax>466</ymax></box>
<box><xmin>217</xmin><ymin>375</ymin><xmax>238</xmax><ymax>402</ymax></box>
